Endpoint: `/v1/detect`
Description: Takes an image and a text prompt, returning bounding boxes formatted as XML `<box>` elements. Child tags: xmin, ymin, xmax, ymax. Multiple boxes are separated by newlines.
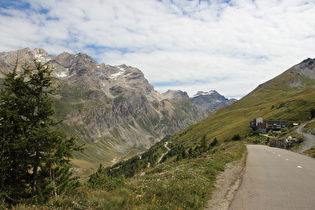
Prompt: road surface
<box><xmin>229</xmin><ymin>145</ymin><xmax>315</xmax><ymax>210</ymax></box>
<box><xmin>157</xmin><ymin>142</ymin><xmax>170</xmax><ymax>163</ymax></box>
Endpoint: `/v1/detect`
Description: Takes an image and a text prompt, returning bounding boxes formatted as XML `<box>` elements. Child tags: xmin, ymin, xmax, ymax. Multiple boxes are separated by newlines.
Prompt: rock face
<box><xmin>294</xmin><ymin>58</ymin><xmax>315</xmax><ymax>79</ymax></box>
<box><xmin>270</xmin><ymin>137</ymin><xmax>300</xmax><ymax>149</ymax></box>
<box><xmin>0</xmin><ymin>48</ymin><xmax>206</xmax><ymax>167</ymax></box>
<box><xmin>162</xmin><ymin>90</ymin><xmax>189</xmax><ymax>99</ymax></box>
<box><xmin>246</xmin><ymin>58</ymin><xmax>315</xmax><ymax>96</ymax></box>
<box><xmin>191</xmin><ymin>90</ymin><xmax>237</xmax><ymax>114</ymax></box>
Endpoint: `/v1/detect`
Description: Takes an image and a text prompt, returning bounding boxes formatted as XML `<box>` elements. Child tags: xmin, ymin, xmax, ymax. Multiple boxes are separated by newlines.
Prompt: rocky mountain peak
<box><xmin>54</xmin><ymin>52</ymin><xmax>98</xmax><ymax>77</ymax></box>
<box><xmin>193</xmin><ymin>90</ymin><xmax>219</xmax><ymax>97</ymax></box>
<box><xmin>192</xmin><ymin>90</ymin><xmax>226</xmax><ymax>101</ymax></box>
<box><xmin>162</xmin><ymin>90</ymin><xmax>189</xmax><ymax>100</ymax></box>
<box><xmin>0</xmin><ymin>48</ymin><xmax>54</xmax><ymax>76</ymax></box>
<box><xmin>191</xmin><ymin>90</ymin><xmax>237</xmax><ymax>114</ymax></box>
<box><xmin>108</xmin><ymin>65</ymin><xmax>155</xmax><ymax>95</ymax></box>
<box><xmin>31</xmin><ymin>48</ymin><xmax>53</xmax><ymax>64</ymax></box>
<box><xmin>301</xmin><ymin>58</ymin><xmax>314</xmax><ymax>65</ymax></box>
<box><xmin>293</xmin><ymin>58</ymin><xmax>315</xmax><ymax>79</ymax></box>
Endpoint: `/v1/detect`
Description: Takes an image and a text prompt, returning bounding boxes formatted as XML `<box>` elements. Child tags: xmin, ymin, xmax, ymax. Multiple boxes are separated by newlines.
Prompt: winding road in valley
<box><xmin>229</xmin><ymin>145</ymin><xmax>315</xmax><ymax>210</ymax></box>
<box><xmin>158</xmin><ymin>142</ymin><xmax>170</xmax><ymax>163</ymax></box>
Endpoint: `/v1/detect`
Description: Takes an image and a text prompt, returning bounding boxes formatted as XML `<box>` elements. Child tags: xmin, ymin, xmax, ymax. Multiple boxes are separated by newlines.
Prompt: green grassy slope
<box><xmin>170</xmin><ymin>61</ymin><xmax>315</xmax><ymax>147</ymax></box>
<box><xmin>172</xmin><ymin>87</ymin><xmax>315</xmax><ymax>146</ymax></box>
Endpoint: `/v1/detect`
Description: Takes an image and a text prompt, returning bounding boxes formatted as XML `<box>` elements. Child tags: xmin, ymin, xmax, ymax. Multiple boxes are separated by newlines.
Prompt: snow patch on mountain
<box><xmin>110</xmin><ymin>68</ymin><xmax>125</xmax><ymax>80</ymax></box>
<box><xmin>193</xmin><ymin>90</ymin><xmax>217</xmax><ymax>97</ymax></box>
<box><xmin>55</xmin><ymin>69</ymin><xmax>69</xmax><ymax>77</ymax></box>
<box><xmin>56</xmin><ymin>71</ymin><xmax>68</xmax><ymax>77</ymax></box>
<box><xmin>33</xmin><ymin>49</ymin><xmax>50</xmax><ymax>63</ymax></box>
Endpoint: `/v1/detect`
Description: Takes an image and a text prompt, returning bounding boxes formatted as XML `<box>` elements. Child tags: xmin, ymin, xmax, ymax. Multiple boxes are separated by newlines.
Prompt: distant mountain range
<box><xmin>191</xmin><ymin>90</ymin><xmax>237</xmax><ymax>114</ymax></box>
<box><xmin>155</xmin><ymin>89</ymin><xmax>237</xmax><ymax>114</ymax></box>
<box><xmin>0</xmin><ymin>48</ymin><xmax>236</xmax><ymax>173</ymax></box>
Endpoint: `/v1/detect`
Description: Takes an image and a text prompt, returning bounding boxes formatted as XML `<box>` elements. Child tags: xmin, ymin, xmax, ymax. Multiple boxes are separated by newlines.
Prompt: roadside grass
<box><xmin>304</xmin><ymin>147</ymin><xmax>315</xmax><ymax>158</ymax></box>
<box><xmin>14</xmin><ymin>142</ymin><xmax>245</xmax><ymax>209</ymax></box>
<box><xmin>302</xmin><ymin>121</ymin><xmax>315</xmax><ymax>157</ymax></box>
<box><xmin>303</xmin><ymin>121</ymin><xmax>315</xmax><ymax>135</ymax></box>
<box><xmin>245</xmin><ymin>134</ymin><xmax>269</xmax><ymax>145</ymax></box>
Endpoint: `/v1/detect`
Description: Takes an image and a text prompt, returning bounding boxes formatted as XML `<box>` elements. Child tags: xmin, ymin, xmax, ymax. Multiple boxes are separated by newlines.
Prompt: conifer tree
<box><xmin>188</xmin><ymin>147</ymin><xmax>193</xmax><ymax>157</ymax></box>
<box><xmin>0</xmin><ymin>57</ymin><xmax>83</xmax><ymax>205</ymax></box>
<box><xmin>209</xmin><ymin>138</ymin><xmax>218</xmax><ymax>149</ymax></box>
<box><xmin>0</xmin><ymin>59</ymin><xmax>31</xmax><ymax>201</ymax></box>
<box><xmin>201</xmin><ymin>135</ymin><xmax>207</xmax><ymax>151</ymax></box>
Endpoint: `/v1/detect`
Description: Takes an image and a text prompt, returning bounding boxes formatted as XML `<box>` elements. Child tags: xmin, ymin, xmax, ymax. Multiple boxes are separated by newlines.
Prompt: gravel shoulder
<box><xmin>296</xmin><ymin>119</ymin><xmax>315</xmax><ymax>152</ymax></box>
<box><xmin>205</xmin><ymin>152</ymin><xmax>247</xmax><ymax>210</ymax></box>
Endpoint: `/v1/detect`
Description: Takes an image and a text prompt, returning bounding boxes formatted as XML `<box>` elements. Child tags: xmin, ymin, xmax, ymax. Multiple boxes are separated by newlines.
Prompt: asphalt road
<box><xmin>229</xmin><ymin>145</ymin><xmax>315</xmax><ymax>210</ymax></box>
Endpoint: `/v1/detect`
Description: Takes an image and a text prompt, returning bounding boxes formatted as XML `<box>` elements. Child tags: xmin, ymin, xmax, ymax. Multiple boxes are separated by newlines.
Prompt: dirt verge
<box><xmin>205</xmin><ymin>152</ymin><xmax>247</xmax><ymax>210</ymax></box>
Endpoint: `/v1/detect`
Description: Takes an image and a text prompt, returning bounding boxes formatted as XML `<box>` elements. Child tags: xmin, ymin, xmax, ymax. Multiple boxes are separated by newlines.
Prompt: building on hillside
<box><xmin>249</xmin><ymin>118</ymin><xmax>286</xmax><ymax>134</ymax></box>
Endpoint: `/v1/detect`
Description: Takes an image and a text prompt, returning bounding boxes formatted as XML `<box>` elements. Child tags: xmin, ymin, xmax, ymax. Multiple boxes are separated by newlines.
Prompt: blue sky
<box><xmin>0</xmin><ymin>0</ymin><xmax>314</xmax><ymax>99</ymax></box>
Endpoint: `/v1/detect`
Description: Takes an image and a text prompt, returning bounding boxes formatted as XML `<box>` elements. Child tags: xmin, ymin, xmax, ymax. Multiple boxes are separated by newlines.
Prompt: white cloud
<box><xmin>0</xmin><ymin>0</ymin><xmax>314</xmax><ymax>98</ymax></box>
